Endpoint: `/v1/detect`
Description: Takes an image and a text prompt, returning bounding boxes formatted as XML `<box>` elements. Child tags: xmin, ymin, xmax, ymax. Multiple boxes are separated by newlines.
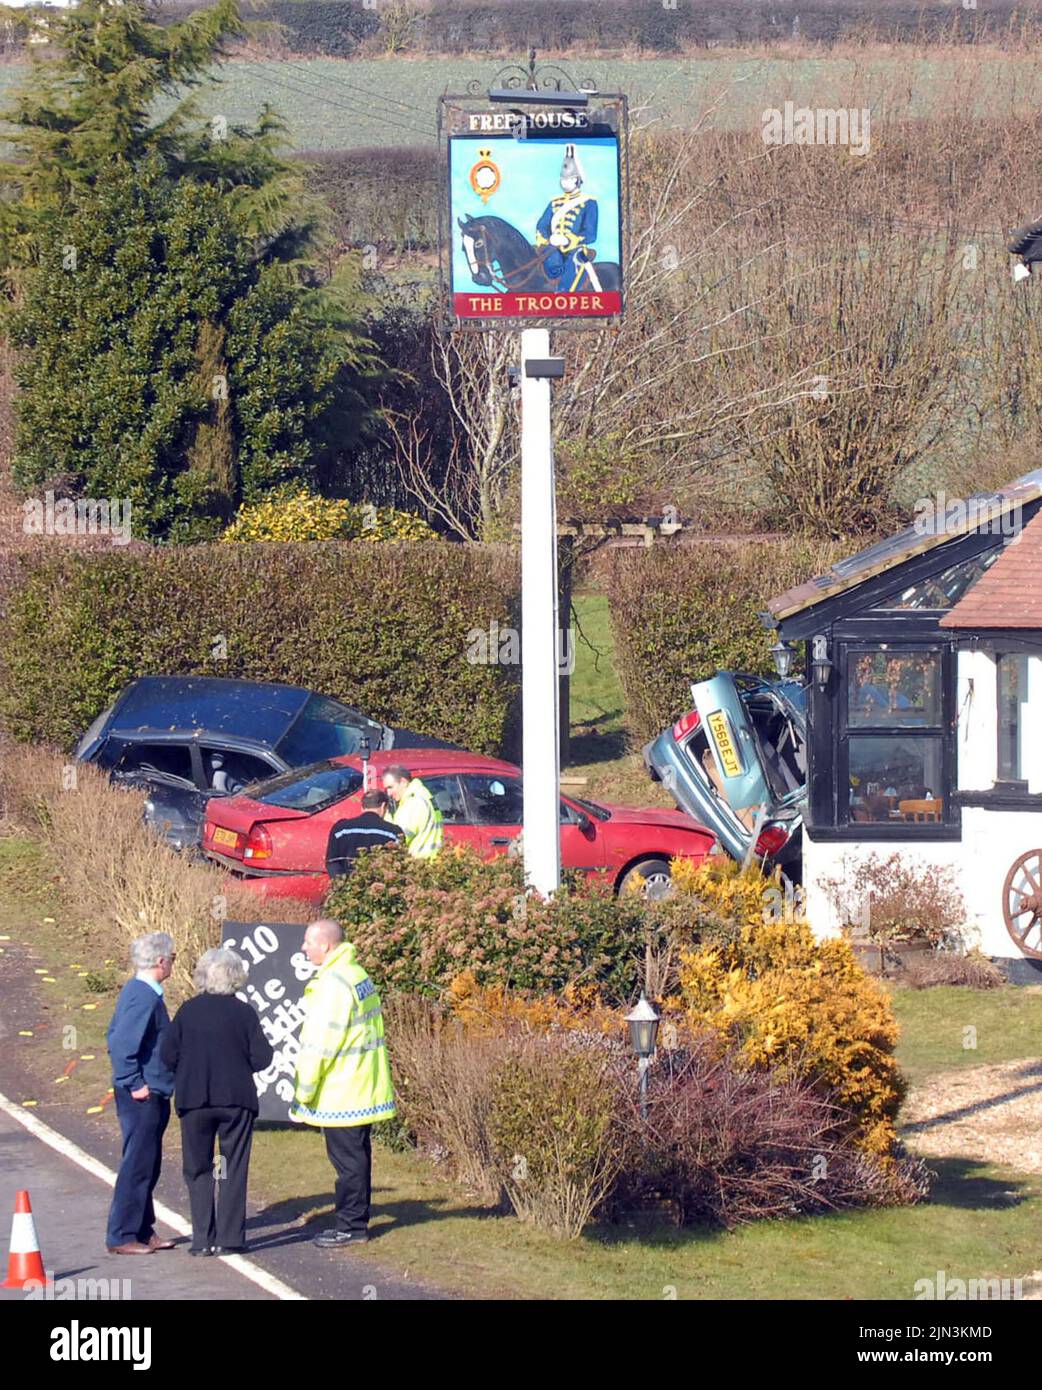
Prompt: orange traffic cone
<box><xmin>2</xmin><ymin>1190</ymin><xmax>49</xmax><ymax>1289</ymax></box>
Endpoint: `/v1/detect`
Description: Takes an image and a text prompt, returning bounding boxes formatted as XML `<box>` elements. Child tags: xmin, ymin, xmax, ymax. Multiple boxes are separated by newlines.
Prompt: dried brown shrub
<box><xmin>0</xmin><ymin>741</ymin><xmax>310</xmax><ymax>1004</ymax></box>
<box><xmin>901</xmin><ymin>949</ymin><xmax>1006</xmax><ymax>992</ymax></box>
<box><xmin>381</xmin><ymin>992</ymin><xmax>515</xmax><ymax>1200</ymax></box>
<box><xmin>821</xmin><ymin>852</ymin><xmax>970</xmax><ymax>948</ymax></box>
<box><xmin>615</xmin><ymin>1043</ymin><xmax>930</xmax><ymax>1227</ymax></box>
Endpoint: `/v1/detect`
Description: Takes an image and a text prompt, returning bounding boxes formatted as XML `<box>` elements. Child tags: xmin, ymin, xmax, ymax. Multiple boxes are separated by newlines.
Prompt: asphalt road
<box><xmin>0</xmin><ymin>1103</ymin><xmax>276</xmax><ymax>1303</ymax></box>
<box><xmin>0</xmin><ymin>938</ymin><xmax>445</xmax><ymax>1303</ymax></box>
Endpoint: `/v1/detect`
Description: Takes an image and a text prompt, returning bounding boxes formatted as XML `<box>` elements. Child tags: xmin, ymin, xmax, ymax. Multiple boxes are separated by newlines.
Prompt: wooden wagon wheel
<box><xmin>1002</xmin><ymin>849</ymin><xmax>1042</xmax><ymax>959</ymax></box>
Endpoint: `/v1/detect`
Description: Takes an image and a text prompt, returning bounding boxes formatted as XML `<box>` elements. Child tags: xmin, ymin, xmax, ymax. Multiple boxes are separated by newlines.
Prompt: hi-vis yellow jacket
<box><xmin>290</xmin><ymin>941</ymin><xmax>396</xmax><ymax>1128</ymax></box>
<box><xmin>391</xmin><ymin>777</ymin><xmax>444</xmax><ymax>858</ymax></box>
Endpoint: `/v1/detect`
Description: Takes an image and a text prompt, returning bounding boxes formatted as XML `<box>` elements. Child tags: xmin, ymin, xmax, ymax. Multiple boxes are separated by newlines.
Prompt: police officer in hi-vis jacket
<box><xmin>290</xmin><ymin>919</ymin><xmax>396</xmax><ymax>1249</ymax></box>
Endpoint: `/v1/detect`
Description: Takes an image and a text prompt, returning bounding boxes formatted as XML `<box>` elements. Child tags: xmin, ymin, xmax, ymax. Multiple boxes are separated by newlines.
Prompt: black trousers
<box><xmin>323</xmin><ymin>1124</ymin><xmax>372</xmax><ymax>1233</ymax></box>
<box><xmin>180</xmin><ymin>1106</ymin><xmax>255</xmax><ymax>1250</ymax></box>
<box><xmin>106</xmin><ymin>1089</ymin><xmax>170</xmax><ymax>1247</ymax></box>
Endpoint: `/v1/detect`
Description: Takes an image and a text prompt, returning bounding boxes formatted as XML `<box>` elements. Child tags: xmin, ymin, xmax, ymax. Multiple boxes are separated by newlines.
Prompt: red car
<box><xmin>201</xmin><ymin>748</ymin><xmax>715</xmax><ymax>904</ymax></box>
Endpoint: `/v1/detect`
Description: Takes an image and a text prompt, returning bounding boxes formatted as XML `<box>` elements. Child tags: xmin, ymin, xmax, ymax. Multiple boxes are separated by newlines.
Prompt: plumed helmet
<box><xmin>560</xmin><ymin>143</ymin><xmax>584</xmax><ymax>188</ymax></box>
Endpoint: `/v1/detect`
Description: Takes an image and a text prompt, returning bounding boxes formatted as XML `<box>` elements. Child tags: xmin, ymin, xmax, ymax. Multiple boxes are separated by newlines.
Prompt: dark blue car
<box><xmin>75</xmin><ymin>675</ymin><xmax>451</xmax><ymax>850</ymax></box>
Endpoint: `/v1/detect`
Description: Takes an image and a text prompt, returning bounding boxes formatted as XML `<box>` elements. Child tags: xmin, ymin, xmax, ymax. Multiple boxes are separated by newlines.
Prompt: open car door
<box><xmin>690</xmin><ymin>674</ymin><xmax>775</xmax><ymax>833</ymax></box>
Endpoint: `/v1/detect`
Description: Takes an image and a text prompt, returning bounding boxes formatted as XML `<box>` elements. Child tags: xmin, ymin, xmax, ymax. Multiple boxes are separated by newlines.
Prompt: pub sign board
<box><xmin>441</xmin><ymin>95</ymin><xmax>626</xmax><ymax>328</ymax></box>
<box><xmin>221</xmin><ymin>920</ymin><xmax>316</xmax><ymax>1124</ymax></box>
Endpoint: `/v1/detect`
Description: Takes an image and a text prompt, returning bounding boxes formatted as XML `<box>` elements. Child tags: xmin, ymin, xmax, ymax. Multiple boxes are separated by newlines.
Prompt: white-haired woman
<box><xmin>159</xmin><ymin>948</ymin><xmax>273</xmax><ymax>1255</ymax></box>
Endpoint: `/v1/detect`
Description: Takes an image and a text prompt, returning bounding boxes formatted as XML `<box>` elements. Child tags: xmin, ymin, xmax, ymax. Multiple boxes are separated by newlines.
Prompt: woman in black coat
<box><xmin>159</xmin><ymin>948</ymin><xmax>273</xmax><ymax>1255</ymax></box>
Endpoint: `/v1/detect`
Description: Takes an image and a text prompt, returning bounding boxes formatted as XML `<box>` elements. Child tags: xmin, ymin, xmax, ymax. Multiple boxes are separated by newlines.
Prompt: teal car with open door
<box><xmin>643</xmin><ymin>672</ymin><xmax>807</xmax><ymax>878</ymax></box>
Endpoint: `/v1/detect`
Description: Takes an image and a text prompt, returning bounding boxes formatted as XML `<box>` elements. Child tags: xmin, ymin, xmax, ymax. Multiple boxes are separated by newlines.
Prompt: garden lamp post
<box><xmin>625</xmin><ymin>994</ymin><xmax>660</xmax><ymax>1121</ymax></box>
<box><xmin>359</xmin><ymin>736</ymin><xmax>370</xmax><ymax>791</ymax></box>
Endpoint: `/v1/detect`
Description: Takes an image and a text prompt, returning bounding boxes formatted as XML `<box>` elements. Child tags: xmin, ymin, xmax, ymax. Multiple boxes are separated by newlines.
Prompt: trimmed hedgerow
<box><xmin>299</xmin><ymin>148</ymin><xmax>439</xmax><ymax>251</ymax></box>
<box><xmin>153</xmin><ymin>1</ymin><xmax>1042</xmax><ymax>57</ymax></box>
<box><xmin>597</xmin><ymin>537</ymin><xmax>845</xmax><ymax>745</ymax></box>
<box><xmin>0</xmin><ymin>542</ymin><xmax>519</xmax><ymax>753</ymax></box>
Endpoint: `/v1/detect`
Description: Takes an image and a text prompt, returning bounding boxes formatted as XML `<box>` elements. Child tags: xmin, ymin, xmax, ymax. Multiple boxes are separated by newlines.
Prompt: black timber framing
<box><xmin>770</xmin><ymin>501</ymin><xmax>1042</xmax><ymax>843</ymax></box>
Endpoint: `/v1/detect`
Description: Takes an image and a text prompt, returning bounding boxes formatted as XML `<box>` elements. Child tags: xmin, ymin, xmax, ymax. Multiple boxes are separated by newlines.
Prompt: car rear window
<box><xmin>245</xmin><ymin>761</ymin><xmax>364</xmax><ymax>813</ymax></box>
<box><xmin>276</xmin><ymin>694</ymin><xmax>382</xmax><ymax>765</ymax></box>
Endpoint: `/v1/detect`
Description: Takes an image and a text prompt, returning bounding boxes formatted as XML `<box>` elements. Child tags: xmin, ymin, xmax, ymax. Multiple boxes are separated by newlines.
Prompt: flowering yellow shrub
<box><xmin>221</xmin><ymin>486</ymin><xmax>436</xmax><ymax>543</ymax></box>
<box><xmin>669</xmin><ymin>855</ymin><xmax>771</xmax><ymax>930</ymax></box>
<box><xmin>679</xmin><ymin>916</ymin><xmax>904</xmax><ymax>1156</ymax></box>
<box><xmin>447</xmin><ymin>970</ymin><xmax>626</xmax><ymax>1041</ymax></box>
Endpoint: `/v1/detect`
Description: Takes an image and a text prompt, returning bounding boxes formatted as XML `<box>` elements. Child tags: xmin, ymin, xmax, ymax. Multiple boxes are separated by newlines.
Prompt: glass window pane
<box><xmin>277</xmin><ymin>694</ymin><xmax>375</xmax><ymax>764</ymax></box>
<box><xmin>461</xmin><ymin>774</ymin><xmax>523</xmax><ymax>826</ymax></box>
<box><xmin>848</xmin><ymin>651</ymin><xmax>941</xmax><ymax>728</ymax></box>
<box><xmin>874</xmin><ymin>547</ymin><xmax>1002</xmax><ymax>610</ymax></box>
<box><xmin>256</xmin><ymin>762</ymin><xmax>363</xmax><ymax>812</ymax></box>
<box><xmin>424</xmin><ymin>775</ymin><xmax>468</xmax><ymax>824</ymax></box>
<box><xmin>997</xmin><ymin>655</ymin><xmax>1030</xmax><ymax>782</ymax></box>
<box><xmin>847</xmin><ymin>736</ymin><xmax>944</xmax><ymax>823</ymax></box>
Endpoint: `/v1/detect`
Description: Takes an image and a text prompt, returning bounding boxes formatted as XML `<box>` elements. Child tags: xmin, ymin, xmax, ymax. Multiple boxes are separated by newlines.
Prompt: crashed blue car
<box><xmin>643</xmin><ymin>672</ymin><xmax>807</xmax><ymax>877</ymax></box>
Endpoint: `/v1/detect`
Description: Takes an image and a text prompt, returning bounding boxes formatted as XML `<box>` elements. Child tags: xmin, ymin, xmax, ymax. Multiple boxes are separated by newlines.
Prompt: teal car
<box><xmin>642</xmin><ymin>672</ymin><xmax>807</xmax><ymax>877</ymax></box>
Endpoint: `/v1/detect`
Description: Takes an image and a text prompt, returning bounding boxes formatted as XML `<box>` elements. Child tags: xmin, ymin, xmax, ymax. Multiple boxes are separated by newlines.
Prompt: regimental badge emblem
<box><xmin>469</xmin><ymin>148</ymin><xmax>501</xmax><ymax>203</ymax></box>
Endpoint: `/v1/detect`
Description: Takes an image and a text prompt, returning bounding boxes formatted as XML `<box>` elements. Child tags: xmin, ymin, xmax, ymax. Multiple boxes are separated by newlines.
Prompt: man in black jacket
<box><xmin>325</xmin><ymin>790</ymin><xmax>404</xmax><ymax>878</ymax></box>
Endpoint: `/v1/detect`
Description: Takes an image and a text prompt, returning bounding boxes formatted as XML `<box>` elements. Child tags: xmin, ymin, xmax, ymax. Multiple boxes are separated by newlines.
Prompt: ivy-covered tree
<box><xmin>2</xmin><ymin>0</ymin><xmax>378</xmax><ymax>539</ymax></box>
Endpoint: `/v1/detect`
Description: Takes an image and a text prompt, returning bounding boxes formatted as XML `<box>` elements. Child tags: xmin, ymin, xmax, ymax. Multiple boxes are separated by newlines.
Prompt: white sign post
<box><xmin>520</xmin><ymin>327</ymin><xmax>562</xmax><ymax>896</ymax></box>
<box><xmin>439</xmin><ymin>76</ymin><xmax>628</xmax><ymax>895</ymax></box>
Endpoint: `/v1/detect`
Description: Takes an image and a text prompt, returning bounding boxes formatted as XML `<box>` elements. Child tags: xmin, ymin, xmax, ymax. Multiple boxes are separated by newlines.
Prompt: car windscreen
<box><xmin>243</xmin><ymin>761</ymin><xmax>364</xmax><ymax>813</ymax></box>
<box><xmin>776</xmin><ymin>680</ymin><xmax>807</xmax><ymax>717</ymax></box>
<box><xmin>568</xmin><ymin>795</ymin><xmax>611</xmax><ymax>823</ymax></box>
<box><xmin>275</xmin><ymin>694</ymin><xmax>383</xmax><ymax>765</ymax></box>
<box><xmin>75</xmin><ymin>702</ymin><xmax>117</xmax><ymax>758</ymax></box>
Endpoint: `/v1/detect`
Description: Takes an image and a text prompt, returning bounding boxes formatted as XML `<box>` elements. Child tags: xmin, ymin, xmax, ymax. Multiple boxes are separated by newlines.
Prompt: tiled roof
<box><xmin>940</xmin><ymin>509</ymin><xmax>1042</xmax><ymax>629</ymax></box>
<box><xmin>766</xmin><ymin>469</ymin><xmax>1042</xmax><ymax>622</ymax></box>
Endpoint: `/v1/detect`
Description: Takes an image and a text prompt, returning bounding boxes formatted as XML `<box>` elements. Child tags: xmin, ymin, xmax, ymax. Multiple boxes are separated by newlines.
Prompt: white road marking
<box><xmin>0</xmin><ymin>1089</ymin><xmax>305</xmax><ymax>1301</ymax></box>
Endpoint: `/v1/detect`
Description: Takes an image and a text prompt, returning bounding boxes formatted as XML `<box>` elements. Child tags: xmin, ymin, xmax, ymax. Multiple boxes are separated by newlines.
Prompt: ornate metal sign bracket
<box><xmin>465</xmin><ymin>48</ymin><xmax>597</xmax><ymax>99</ymax></box>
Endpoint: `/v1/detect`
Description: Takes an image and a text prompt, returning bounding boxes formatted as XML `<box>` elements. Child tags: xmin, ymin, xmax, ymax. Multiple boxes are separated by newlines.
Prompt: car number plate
<box><xmin>212</xmin><ymin>827</ymin><xmax>239</xmax><ymax>848</ymax></box>
<box><xmin>706</xmin><ymin>710</ymin><xmax>744</xmax><ymax>778</ymax></box>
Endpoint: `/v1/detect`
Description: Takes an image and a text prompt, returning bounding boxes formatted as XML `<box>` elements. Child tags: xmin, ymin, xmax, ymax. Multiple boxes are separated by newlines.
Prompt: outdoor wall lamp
<box><xmin>769</xmin><ymin>639</ymin><xmax>796</xmax><ymax>680</ymax></box>
<box><xmin>624</xmin><ymin>993</ymin><xmax>661</xmax><ymax>1120</ymax></box>
<box><xmin>811</xmin><ymin>635</ymin><xmax>834</xmax><ymax>691</ymax></box>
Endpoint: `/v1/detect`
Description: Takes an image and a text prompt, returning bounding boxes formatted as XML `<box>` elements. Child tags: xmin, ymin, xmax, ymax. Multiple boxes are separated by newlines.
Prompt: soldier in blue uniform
<box><xmin>535</xmin><ymin>144</ymin><xmax>600</xmax><ymax>292</ymax></box>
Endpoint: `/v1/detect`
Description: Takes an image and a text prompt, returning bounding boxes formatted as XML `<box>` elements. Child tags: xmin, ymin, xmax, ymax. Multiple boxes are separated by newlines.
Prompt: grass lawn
<box><xmin>247</xmin><ymin>1130</ymin><xmax>1042</xmax><ymax>1300</ymax></box>
<box><xmin>890</xmin><ymin>984</ymin><xmax>1042</xmax><ymax>1088</ymax></box>
<box><xmin>566</xmin><ymin>589</ymin><xmax>674</xmax><ymax>808</ymax></box>
<box><xmin>4</xmin><ymin>833</ymin><xmax>1042</xmax><ymax>1300</ymax></box>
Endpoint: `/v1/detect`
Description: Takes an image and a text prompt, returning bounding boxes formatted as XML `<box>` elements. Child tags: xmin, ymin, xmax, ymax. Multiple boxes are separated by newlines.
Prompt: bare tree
<box><xmin>390</xmin><ymin>325</ymin><xmax>520</xmax><ymax>539</ymax></box>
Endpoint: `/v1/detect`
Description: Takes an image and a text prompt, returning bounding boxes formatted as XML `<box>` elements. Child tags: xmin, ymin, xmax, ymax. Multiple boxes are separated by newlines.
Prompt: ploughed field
<box><xmin>3</xmin><ymin>54</ymin><xmax>1042</xmax><ymax>151</ymax></box>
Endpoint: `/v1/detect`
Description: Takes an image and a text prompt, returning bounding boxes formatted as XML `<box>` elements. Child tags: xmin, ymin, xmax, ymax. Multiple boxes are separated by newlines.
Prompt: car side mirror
<box><xmin>576</xmin><ymin>809</ymin><xmax>592</xmax><ymax>833</ymax></box>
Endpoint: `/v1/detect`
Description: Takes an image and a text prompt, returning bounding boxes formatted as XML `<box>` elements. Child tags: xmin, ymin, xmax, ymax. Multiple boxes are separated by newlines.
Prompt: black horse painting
<box><xmin>458</xmin><ymin>213</ymin><xmax>621</xmax><ymax>294</ymax></box>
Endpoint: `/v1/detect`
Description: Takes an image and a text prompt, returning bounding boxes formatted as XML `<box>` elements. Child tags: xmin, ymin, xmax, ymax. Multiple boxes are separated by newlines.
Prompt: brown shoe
<box><xmin>146</xmin><ymin>1235</ymin><xmax>176</xmax><ymax>1251</ymax></box>
<box><xmin>106</xmin><ymin>1242</ymin><xmax>154</xmax><ymax>1255</ymax></box>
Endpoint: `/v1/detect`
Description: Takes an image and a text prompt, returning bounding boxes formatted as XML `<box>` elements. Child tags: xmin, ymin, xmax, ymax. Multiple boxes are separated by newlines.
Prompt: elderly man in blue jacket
<box><xmin>105</xmin><ymin>932</ymin><xmax>177</xmax><ymax>1255</ymax></box>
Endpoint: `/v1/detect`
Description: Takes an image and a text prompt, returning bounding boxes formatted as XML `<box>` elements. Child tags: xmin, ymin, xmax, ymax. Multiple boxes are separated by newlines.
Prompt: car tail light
<box><xmin>672</xmin><ymin>710</ymin><xmax>700</xmax><ymax>741</ymax></box>
<box><xmin>755</xmin><ymin>824</ymin><xmax>790</xmax><ymax>857</ymax></box>
<box><xmin>244</xmin><ymin>824</ymin><xmax>273</xmax><ymax>861</ymax></box>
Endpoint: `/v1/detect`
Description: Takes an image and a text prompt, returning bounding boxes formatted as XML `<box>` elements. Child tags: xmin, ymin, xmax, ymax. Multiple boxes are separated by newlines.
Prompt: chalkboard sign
<box><xmin>220</xmin><ymin>921</ymin><xmax>317</xmax><ymax>1123</ymax></box>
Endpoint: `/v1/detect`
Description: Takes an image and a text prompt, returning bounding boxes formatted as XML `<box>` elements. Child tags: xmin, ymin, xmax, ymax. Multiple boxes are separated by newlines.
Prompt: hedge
<box><xmin>598</xmin><ymin>538</ymin><xmax>846</xmax><ymax>745</ymax></box>
<box><xmin>298</xmin><ymin>148</ymin><xmax>439</xmax><ymax>251</ymax></box>
<box><xmin>152</xmin><ymin>1</ymin><xmax>1042</xmax><ymax>56</ymax></box>
<box><xmin>0</xmin><ymin>542</ymin><xmax>520</xmax><ymax>753</ymax></box>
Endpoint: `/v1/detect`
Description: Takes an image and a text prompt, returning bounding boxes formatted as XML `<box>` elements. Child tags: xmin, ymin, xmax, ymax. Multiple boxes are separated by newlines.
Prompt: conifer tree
<box><xmin>3</xmin><ymin>0</ymin><xmax>377</xmax><ymax>538</ymax></box>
